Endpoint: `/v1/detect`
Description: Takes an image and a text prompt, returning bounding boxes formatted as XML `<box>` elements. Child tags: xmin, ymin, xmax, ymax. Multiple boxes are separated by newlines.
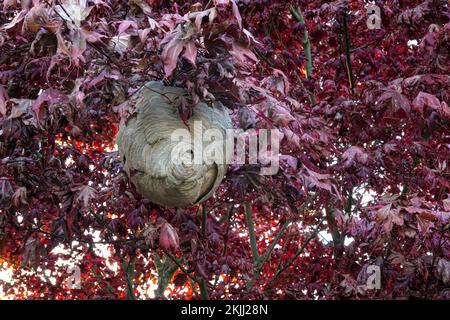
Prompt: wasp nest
<box><xmin>117</xmin><ymin>81</ymin><xmax>232</xmax><ymax>208</ymax></box>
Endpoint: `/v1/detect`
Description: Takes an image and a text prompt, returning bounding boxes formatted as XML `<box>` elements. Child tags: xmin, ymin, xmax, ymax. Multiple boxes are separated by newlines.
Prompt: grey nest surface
<box><xmin>117</xmin><ymin>81</ymin><xmax>232</xmax><ymax>208</ymax></box>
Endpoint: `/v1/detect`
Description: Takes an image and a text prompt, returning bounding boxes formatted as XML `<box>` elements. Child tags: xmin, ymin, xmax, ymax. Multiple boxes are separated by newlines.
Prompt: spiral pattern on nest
<box><xmin>117</xmin><ymin>81</ymin><xmax>232</xmax><ymax>208</ymax></box>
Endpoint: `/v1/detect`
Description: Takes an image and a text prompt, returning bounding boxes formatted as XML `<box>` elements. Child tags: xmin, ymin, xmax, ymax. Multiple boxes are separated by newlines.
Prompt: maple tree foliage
<box><xmin>0</xmin><ymin>0</ymin><xmax>449</xmax><ymax>300</ymax></box>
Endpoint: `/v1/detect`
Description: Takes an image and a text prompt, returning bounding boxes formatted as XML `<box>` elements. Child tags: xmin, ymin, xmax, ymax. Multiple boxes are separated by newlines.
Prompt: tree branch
<box><xmin>245</xmin><ymin>202</ymin><xmax>259</xmax><ymax>262</ymax></box>
<box><xmin>268</xmin><ymin>217</ymin><xmax>325</xmax><ymax>286</ymax></box>
<box><xmin>291</xmin><ymin>6</ymin><xmax>316</xmax><ymax>105</ymax></box>
<box><xmin>341</xmin><ymin>10</ymin><xmax>355</xmax><ymax>91</ymax></box>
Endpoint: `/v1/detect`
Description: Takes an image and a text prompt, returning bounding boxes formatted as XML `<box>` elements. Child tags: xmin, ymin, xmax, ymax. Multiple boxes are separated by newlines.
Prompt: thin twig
<box><xmin>268</xmin><ymin>216</ymin><xmax>325</xmax><ymax>286</ymax></box>
<box><xmin>89</xmin><ymin>265</ymin><xmax>117</xmax><ymax>298</ymax></box>
<box><xmin>258</xmin><ymin>220</ymin><xmax>291</xmax><ymax>267</ymax></box>
<box><xmin>222</xmin><ymin>204</ymin><xmax>235</xmax><ymax>256</ymax></box>
<box><xmin>341</xmin><ymin>10</ymin><xmax>355</xmax><ymax>91</ymax></box>
<box><xmin>123</xmin><ymin>257</ymin><xmax>136</xmax><ymax>300</ymax></box>
<box><xmin>245</xmin><ymin>202</ymin><xmax>259</xmax><ymax>262</ymax></box>
<box><xmin>290</xmin><ymin>6</ymin><xmax>316</xmax><ymax>105</ymax></box>
<box><xmin>161</xmin><ymin>249</ymin><xmax>200</xmax><ymax>285</ymax></box>
<box><xmin>198</xmin><ymin>278</ymin><xmax>210</xmax><ymax>300</ymax></box>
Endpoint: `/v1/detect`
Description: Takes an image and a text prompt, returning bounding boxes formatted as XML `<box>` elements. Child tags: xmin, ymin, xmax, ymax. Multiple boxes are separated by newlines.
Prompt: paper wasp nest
<box><xmin>117</xmin><ymin>81</ymin><xmax>232</xmax><ymax>208</ymax></box>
